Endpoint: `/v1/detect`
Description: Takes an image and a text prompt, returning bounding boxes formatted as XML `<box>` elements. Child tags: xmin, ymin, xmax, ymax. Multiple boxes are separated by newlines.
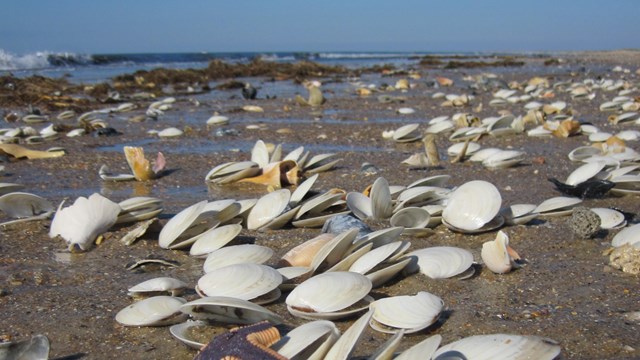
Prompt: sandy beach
<box><xmin>1</xmin><ymin>50</ymin><xmax>640</xmax><ymax>359</ymax></box>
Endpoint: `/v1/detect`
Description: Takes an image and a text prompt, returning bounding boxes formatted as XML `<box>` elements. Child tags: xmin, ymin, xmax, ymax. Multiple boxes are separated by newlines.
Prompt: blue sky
<box><xmin>2</xmin><ymin>0</ymin><xmax>637</xmax><ymax>54</ymax></box>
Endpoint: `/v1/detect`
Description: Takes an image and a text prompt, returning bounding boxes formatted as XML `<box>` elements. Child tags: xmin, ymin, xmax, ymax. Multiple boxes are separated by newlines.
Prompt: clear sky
<box><xmin>2</xmin><ymin>0</ymin><xmax>637</xmax><ymax>54</ymax></box>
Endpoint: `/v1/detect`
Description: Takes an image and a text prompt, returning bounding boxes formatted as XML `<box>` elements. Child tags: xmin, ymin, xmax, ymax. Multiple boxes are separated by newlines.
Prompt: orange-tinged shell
<box><xmin>280</xmin><ymin>233</ymin><xmax>335</xmax><ymax>267</ymax></box>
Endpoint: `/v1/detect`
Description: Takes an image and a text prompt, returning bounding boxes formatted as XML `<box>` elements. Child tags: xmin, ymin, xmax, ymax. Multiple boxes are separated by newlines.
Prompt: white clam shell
<box><xmin>311</xmin><ymin>228</ymin><xmax>359</xmax><ymax>273</ymax></box>
<box><xmin>247</xmin><ymin>189</ymin><xmax>291</xmax><ymax>230</ymax></box>
<box><xmin>290</xmin><ymin>173</ymin><xmax>318</xmax><ymax>207</ymax></box>
<box><xmin>482</xmin><ymin>150</ymin><xmax>525</xmax><ymax>169</ymax></box>
<box><xmin>500</xmin><ymin>203</ymin><xmax>538</xmax><ymax>225</ymax></box>
<box><xmin>324</xmin><ymin>311</ymin><xmax>372</xmax><ymax>360</ymax></box>
<box><xmin>180</xmin><ymin>296</ymin><xmax>282</xmax><ymax>324</ymax></box>
<box><xmin>273</xmin><ymin>320</ymin><xmax>340</xmax><ymax>360</ymax></box>
<box><xmin>568</xmin><ymin>146</ymin><xmax>601</xmax><ymax>162</ymax></box>
<box><xmin>189</xmin><ymin>224</ymin><xmax>242</xmax><ymax>257</ymax></box>
<box><xmin>390</xmin><ymin>207</ymin><xmax>431</xmax><ymax>229</ymax></box>
<box><xmin>433</xmin><ymin>334</ymin><xmax>561</xmax><ymax>360</ymax></box>
<box><xmin>404</xmin><ymin>246</ymin><xmax>474</xmax><ymax>279</ymax></box>
<box><xmin>196</xmin><ymin>263</ymin><xmax>282</xmax><ymax>303</ymax></box>
<box><xmin>346</xmin><ymin>192</ymin><xmax>372</xmax><ymax>220</ymax></box>
<box><xmin>565</xmin><ymin>161</ymin><xmax>607</xmax><ymax>186</ymax></box>
<box><xmin>393</xmin><ymin>123</ymin><xmax>421</xmax><ymax>142</ymax></box>
<box><xmin>128</xmin><ymin>277</ymin><xmax>188</xmax><ymax>296</ymax></box>
<box><xmin>0</xmin><ymin>183</ymin><xmax>24</xmax><ymax>196</ymax></box>
<box><xmin>369</xmin><ymin>291</ymin><xmax>443</xmax><ymax>333</ymax></box>
<box><xmin>158</xmin><ymin>200</ymin><xmax>206</xmax><ymax>249</ymax></box>
<box><xmin>371</xmin><ymin>177</ymin><xmax>393</xmax><ymax>220</ymax></box>
<box><xmin>442</xmin><ymin>180</ymin><xmax>501</xmax><ymax>231</ymax></box>
<box><xmin>590</xmin><ymin>208</ymin><xmax>626</xmax><ymax>229</ymax></box>
<box><xmin>250</xmin><ymin>140</ymin><xmax>270</xmax><ymax>168</ymax></box>
<box><xmin>286</xmin><ymin>271</ymin><xmax>372</xmax><ymax>314</ymax></box>
<box><xmin>534</xmin><ymin>196</ymin><xmax>582</xmax><ymax>216</ymax></box>
<box><xmin>611</xmin><ymin>223</ymin><xmax>640</xmax><ymax>248</ymax></box>
<box><xmin>395</xmin><ymin>335</ymin><xmax>441</xmax><ymax>360</ymax></box>
<box><xmin>206</xmin><ymin>115</ymin><xmax>229</xmax><ymax>125</ymax></box>
<box><xmin>0</xmin><ymin>192</ymin><xmax>53</xmax><ymax>218</ymax></box>
<box><xmin>349</xmin><ymin>241</ymin><xmax>408</xmax><ymax>275</ymax></box>
<box><xmin>115</xmin><ymin>296</ymin><xmax>187</xmax><ymax>327</ymax></box>
<box><xmin>203</xmin><ymin>244</ymin><xmax>274</xmax><ymax>273</ymax></box>
<box><xmin>447</xmin><ymin>142</ymin><xmax>481</xmax><ymax>157</ymax></box>
<box><xmin>158</xmin><ymin>127</ymin><xmax>183</xmax><ymax>137</ymax></box>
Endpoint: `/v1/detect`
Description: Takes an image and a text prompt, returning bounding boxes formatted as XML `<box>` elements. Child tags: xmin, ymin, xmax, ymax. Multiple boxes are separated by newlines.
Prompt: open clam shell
<box><xmin>565</xmin><ymin>161</ymin><xmax>607</xmax><ymax>186</ymax></box>
<box><xmin>247</xmin><ymin>189</ymin><xmax>291</xmax><ymax>230</ymax></box>
<box><xmin>404</xmin><ymin>246</ymin><xmax>474</xmax><ymax>279</ymax></box>
<box><xmin>0</xmin><ymin>192</ymin><xmax>53</xmax><ymax>218</ymax></box>
<box><xmin>349</xmin><ymin>241</ymin><xmax>409</xmax><ymax>275</ymax></box>
<box><xmin>366</xmin><ymin>257</ymin><xmax>412</xmax><ymax>288</ymax></box>
<box><xmin>433</xmin><ymin>334</ymin><xmax>561</xmax><ymax>360</ymax></box>
<box><xmin>169</xmin><ymin>320</ymin><xmax>209</xmax><ymax>349</ymax></box>
<box><xmin>346</xmin><ymin>191</ymin><xmax>372</xmax><ymax>220</ymax></box>
<box><xmin>290</xmin><ymin>173</ymin><xmax>319</xmax><ymax>207</ymax></box>
<box><xmin>351</xmin><ymin>226</ymin><xmax>404</xmax><ymax>251</ymax></box>
<box><xmin>196</xmin><ymin>263</ymin><xmax>282</xmax><ymax>304</ymax></box>
<box><xmin>324</xmin><ymin>311</ymin><xmax>373</xmax><ymax>360</ymax></box>
<box><xmin>286</xmin><ymin>271</ymin><xmax>372</xmax><ymax>316</ymax></box>
<box><xmin>390</xmin><ymin>207</ymin><xmax>431</xmax><ymax>230</ymax></box>
<box><xmin>273</xmin><ymin>320</ymin><xmax>340</xmax><ymax>360</ymax></box>
<box><xmin>115</xmin><ymin>296</ymin><xmax>187</xmax><ymax>327</ymax></box>
<box><xmin>0</xmin><ymin>182</ymin><xmax>24</xmax><ymax>196</ymax></box>
<box><xmin>611</xmin><ymin>223</ymin><xmax>640</xmax><ymax>248</ymax></box>
<box><xmin>590</xmin><ymin>208</ymin><xmax>626</xmax><ymax>229</ymax></box>
<box><xmin>369</xmin><ymin>291</ymin><xmax>443</xmax><ymax>334</ymax></box>
<box><xmin>482</xmin><ymin>150</ymin><xmax>525</xmax><ymax>169</ymax></box>
<box><xmin>395</xmin><ymin>334</ymin><xmax>442</xmax><ymax>360</ymax></box>
<box><xmin>500</xmin><ymin>203</ymin><xmax>538</xmax><ymax>225</ymax></box>
<box><xmin>128</xmin><ymin>277</ymin><xmax>188</xmax><ymax>298</ymax></box>
<box><xmin>311</xmin><ymin>228</ymin><xmax>359</xmax><ymax>273</ymax></box>
<box><xmin>180</xmin><ymin>296</ymin><xmax>282</xmax><ymax>324</ymax></box>
<box><xmin>393</xmin><ymin>123</ymin><xmax>421</xmax><ymax>142</ymax></box>
<box><xmin>116</xmin><ymin>196</ymin><xmax>163</xmax><ymax>224</ymax></box>
<box><xmin>203</xmin><ymin>244</ymin><xmax>274</xmax><ymax>273</ymax></box>
<box><xmin>205</xmin><ymin>161</ymin><xmax>261</xmax><ymax>184</ymax></box>
<box><xmin>158</xmin><ymin>200</ymin><xmax>207</xmax><ymax>249</ymax></box>
<box><xmin>442</xmin><ymin>180</ymin><xmax>502</xmax><ymax>231</ymax></box>
<box><xmin>280</xmin><ymin>233</ymin><xmax>335</xmax><ymax>268</ymax></box>
<box><xmin>371</xmin><ymin>177</ymin><xmax>393</xmax><ymax>220</ymax></box>
<box><xmin>408</xmin><ymin>175</ymin><xmax>451</xmax><ymax>188</ymax></box>
<box><xmin>534</xmin><ymin>196</ymin><xmax>582</xmax><ymax>216</ymax></box>
<box><xmin>189</xmin><ymin>224</ymin><xmax>242</xmax><ymax>257</ymax></box>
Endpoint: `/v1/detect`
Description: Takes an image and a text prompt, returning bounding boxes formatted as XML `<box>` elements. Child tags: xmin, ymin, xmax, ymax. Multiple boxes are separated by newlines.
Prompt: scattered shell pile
<box><xmin>2</xmin><ymin>61</ymin><xmax>640</xmax><ymax>359</ymax></box>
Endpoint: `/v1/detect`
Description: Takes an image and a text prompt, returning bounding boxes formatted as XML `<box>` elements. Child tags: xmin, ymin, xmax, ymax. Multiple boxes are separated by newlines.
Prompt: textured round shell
<box><xmin>442</xmin><ymin>180</ymin><xmax>502</xmax><ymax>231</ymax></box>
<box><xmin>405</xmin><ymin>246</ymin><xmax>474</xmax><ymax>279</ymax></box>
<box><xmin>197</xmin><ymin>263</ymin><xmax>282</xmax><ymax>301</ymax></box>
<box><xmin>203</xmin><ymin>244</ymin><xmax>274</xmax><ymax>273</ymax></box>
<box><xmin>115</xmin><ymin>296</ymin><xmax>187</xmax><ymax>327</ymax></box>
<box><xmin>286</xmin><ymin>271</ymin><xmax>372</xmax><ymax>313</ymax></box>
<box><xmin>369</xmin><ymin>292</ymin><xmax>443</xmax><ymax>333</ymax></box>
<box><xmin>247</xmin><ymin>189</ymin><xmax>291</xmax><ymax>230</ymax></box>
<box><xmin>433</xmin><ymin>334</ymin><xmax>561</xmax><ymax>360</ymax></box>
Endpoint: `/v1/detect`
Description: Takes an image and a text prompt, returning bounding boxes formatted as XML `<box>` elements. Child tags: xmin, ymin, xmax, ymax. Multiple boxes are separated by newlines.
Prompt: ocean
<box><xmin>0</xmin><ymin>50</ymin><xmax>452</xmax><ymax>83</ymax></box>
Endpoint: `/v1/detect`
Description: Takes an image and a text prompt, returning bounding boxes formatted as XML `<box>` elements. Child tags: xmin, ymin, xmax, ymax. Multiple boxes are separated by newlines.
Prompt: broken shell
<box><xmin>203</xmin><ymin>244</ymin><xmax>274</xmax><ymax>273</ymax></box>
<box><xmin>115</xmin><ymin>296</ymin><xmax>187</xmax><ymax>327</ymax></box>
<box><xmin>169</xmin><ymin>320</ymin><xmax>209</xmax><ymax>349</ymax></box>
<box><xmin>369</xmin><ymin>291</ymin><xmax>443</xmax><ymax>334</ymax></box>
<box><xmin>180</xmin><ymin>296</ymin><xmax>282</xmax><ymax>324</ymax></box>
<box><xmin>481</xmin><ymin>230</ymin><xmax>521</xmax><ymax>274</ymax></box>
<box><xmin>49</xmin><ymin>193</ymin><xmax>121</xmax><ymax>251</ymax></box>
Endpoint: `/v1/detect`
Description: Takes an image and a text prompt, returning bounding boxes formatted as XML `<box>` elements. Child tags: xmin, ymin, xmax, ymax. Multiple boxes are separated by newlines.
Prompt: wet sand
<box><xmin>1</xmin><ymin>51</ymin><xmax>640</xmax><ymax>359</ymax></box>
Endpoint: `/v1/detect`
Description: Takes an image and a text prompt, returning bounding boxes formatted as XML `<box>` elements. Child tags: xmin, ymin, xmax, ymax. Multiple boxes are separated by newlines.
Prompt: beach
<box><xmin>1</xmin><ymin>50</ymin><xmax>640</xmax><ymax>359</ymax></box>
